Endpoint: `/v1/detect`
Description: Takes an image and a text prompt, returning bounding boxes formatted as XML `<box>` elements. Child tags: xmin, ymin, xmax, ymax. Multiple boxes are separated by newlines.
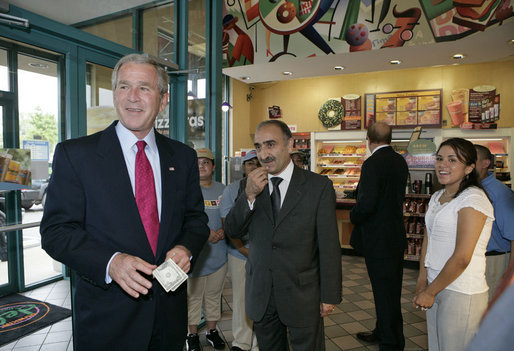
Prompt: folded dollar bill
<box><xmin>153</xmin><ymin>258</ymin><xmax>188</xmax><ymax>292</ymax></box>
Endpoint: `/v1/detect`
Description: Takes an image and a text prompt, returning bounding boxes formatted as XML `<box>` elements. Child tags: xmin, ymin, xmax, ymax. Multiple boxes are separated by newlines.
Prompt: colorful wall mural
<box><xmin>221</xmin><ymin>0</ymin><xmax>513</xmax><ymax>68</ymax></box>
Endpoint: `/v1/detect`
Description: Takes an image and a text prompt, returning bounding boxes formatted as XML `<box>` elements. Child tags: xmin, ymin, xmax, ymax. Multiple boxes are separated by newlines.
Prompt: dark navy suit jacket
<box><xmin>41</xmin><ymin>121</ymin><xmax>209</xmax><ymax>350</ymax></box>
<box><xmin>350</xmin><ymin>146</ymin><xmax>409</xmax><ymax>258</ymax></box>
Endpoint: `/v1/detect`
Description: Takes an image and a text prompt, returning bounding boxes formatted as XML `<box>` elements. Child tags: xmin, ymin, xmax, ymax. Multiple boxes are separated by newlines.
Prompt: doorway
<box><xmin>0</xmin><ymin>39</ymin><xmax>63</xmax><ymax>296</ymax></box>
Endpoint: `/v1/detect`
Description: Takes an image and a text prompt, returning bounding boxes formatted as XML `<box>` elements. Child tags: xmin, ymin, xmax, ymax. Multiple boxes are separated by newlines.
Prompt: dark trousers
<box><xmin>253</xmin><ymin>291</ymin><xmax>325</xmax><ymax>351</ymax></box>
<box><xmin>148</xmin><ymin>293</ymin><xmax>185</xmax><ymax>351</ymax></box>
<box><xmin>365</xmin><ymin>254</ymin><xmax>405</xmax><ymax>351</ymax></box>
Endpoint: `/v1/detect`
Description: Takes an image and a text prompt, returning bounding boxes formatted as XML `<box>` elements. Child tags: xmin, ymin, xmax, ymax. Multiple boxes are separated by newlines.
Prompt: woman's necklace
<box><xmin>441</xmin><ymin>189</ymin><xmax>456</xmax><ymax>201</ymax></box>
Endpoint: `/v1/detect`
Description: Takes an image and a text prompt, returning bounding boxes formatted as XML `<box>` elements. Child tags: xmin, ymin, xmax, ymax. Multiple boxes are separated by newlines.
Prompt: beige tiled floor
<box><xmin>0</xmin><ymin>255</ymin><xmax>428</xmax><ymax>351</ymax></box>
<box><xmin>0</xmin><ymin>279</ymin><xmax>73</xmax><ymax>351</ymax></box>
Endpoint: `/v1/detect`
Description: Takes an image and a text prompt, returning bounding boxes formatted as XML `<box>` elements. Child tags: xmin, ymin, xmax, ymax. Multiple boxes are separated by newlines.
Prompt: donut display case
<box><xmin>317</xmin><ymin>142</ymin><xmax>366</xmax><ymax>201</ymax></box>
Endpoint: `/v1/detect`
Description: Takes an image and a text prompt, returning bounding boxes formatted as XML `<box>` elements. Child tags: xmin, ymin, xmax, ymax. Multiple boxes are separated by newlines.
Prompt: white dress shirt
<box><xmin>267</xmin><ymin>160</ymin><xmax>294</xmax><ymax>208</ymax></box>
<box><xmin>371</xmin><ymin>144</ymin><xmax>390</xmax><ymax>155</ymax></box>
<box><xmin>106</xmin><ymin>122</ymin><xmax>162</xmax><ymax>283</ymax></box>
<box><xmin>115</xmin><ymin>122</ymin><xmax>162</xmax><ymax>219</ymax></box>
<box><xmin>248</xmin><ymin>160</ymin><xmax>294</xmax><ymax>210</ymax></box>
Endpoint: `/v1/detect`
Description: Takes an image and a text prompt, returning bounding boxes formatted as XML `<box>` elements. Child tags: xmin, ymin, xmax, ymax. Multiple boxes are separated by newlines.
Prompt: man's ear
<box><xmin>479</xmin><ymin>157</ymin><xmax>491</xmax><ymax>170</ymax></box>
<box><xmin>287</xmin><ymin>137</ymin><xmax>294</xmax><ymax>152</ymax></box>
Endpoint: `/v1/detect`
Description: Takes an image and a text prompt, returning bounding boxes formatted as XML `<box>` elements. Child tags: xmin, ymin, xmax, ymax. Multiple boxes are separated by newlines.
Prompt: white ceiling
<box><xmin>5</xmin><ymin>1</ymin><xmax>514</xmax><ymax>84</ymax></box>
<box><xmin>8</xmin><ymin>0</ymin><xmax>151</xmax><ymax>25</ymax></box>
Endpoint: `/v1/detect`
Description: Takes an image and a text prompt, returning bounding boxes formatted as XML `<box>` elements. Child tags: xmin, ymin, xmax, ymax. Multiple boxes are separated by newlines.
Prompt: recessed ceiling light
<box><xmin>389</xmin><ymin>60</ymin><xmax>401</xmax><ymax>65</ymax></box>
<box><xmin>282</xmin><ymin>71</ymin><xmax>293</xmax><ymax>76</ymax></box>
<box><xmin>28</xmin><ymin>62</ymin><xmax>49</xmax><ymax>69</ymax></box>
<box><xmin>509</xmin><ymin>39</ymin><xmax>514</xmax><ymax>45</ymax></box>
<box><xmin>452</xmin><ymin>53</ymin><xmax>465</xmax><ymax>59</ymax></box>
<box><xmin>240</xmin><ymin>76</ymin><xmax>250</xmax><ymax>80</ymax></box>
<box><xmin>334</xmin><ymin>66</ymin><xmax>345</xmax><ymax>71</ymax></box>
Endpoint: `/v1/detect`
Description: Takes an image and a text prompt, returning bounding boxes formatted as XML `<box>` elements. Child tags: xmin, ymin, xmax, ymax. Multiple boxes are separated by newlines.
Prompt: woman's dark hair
<box><xmin>437</xmin><ymin>138</ymin><xmax>484</xmax><ymax>198</ymax></box>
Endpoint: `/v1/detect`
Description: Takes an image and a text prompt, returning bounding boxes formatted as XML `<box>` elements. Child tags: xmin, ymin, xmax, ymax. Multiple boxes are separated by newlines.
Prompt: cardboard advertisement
<box><xmin>0</xmin><ymin>148</ymin><xmax>32</xmax><ymax>190</ymax></box>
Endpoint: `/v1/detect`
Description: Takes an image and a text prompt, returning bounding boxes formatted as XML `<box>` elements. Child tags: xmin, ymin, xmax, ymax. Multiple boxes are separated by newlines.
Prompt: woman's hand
<box><xmin>413</xmin><ymin>289</ymin><xmax>435</xmax><ymax>310</ymax></box>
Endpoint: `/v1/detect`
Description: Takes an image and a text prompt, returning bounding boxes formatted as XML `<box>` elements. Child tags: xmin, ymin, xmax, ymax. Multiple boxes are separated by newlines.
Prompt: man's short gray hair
<box><xmin>111</xmin><ymin>54</ymin><xmax>169</xmax><ymax>96</ymax></box>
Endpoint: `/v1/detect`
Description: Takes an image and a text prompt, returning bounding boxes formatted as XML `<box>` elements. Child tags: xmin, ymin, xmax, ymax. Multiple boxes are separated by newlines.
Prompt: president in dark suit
<box><xmin>225</xmin><ymin>120</ymin><xmax>342</xmax><ymax>351</ymax></box>
<box><xmin>40</xmin><ymin>54</ymin><xmax>209</xmax><ymax>351</ymax></box>
<box><xmin>350</xmin><ymin>122</ymin><xmax>408</xmax><ymax>351</ymax></box>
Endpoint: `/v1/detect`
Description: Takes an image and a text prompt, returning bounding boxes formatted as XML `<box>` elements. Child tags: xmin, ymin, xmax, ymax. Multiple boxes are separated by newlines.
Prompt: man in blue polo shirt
<box><xmin>475</xmin><ymin>144</ymin><xmax>514</xmax><ymax>300</ymax></box>
<box><xmin>219</xmin><ymin>150</ymin><xmax>260</xmax><ymax>351</ymax></box>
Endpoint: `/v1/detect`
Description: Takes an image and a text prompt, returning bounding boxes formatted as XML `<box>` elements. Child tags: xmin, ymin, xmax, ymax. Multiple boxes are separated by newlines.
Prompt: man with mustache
<box><xmin>225</xmin><ymin>120</ymin><xmax>342</xmax><ymax>351</ymax></box>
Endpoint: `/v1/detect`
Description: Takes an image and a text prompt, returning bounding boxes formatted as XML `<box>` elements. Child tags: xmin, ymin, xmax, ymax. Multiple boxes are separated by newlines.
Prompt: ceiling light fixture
<box><xmin>240</xmin><ymin>76</ymin><xmax>250</xmax><ymax>80</ymax></box>
<box><xmin>452</xmin><ymin>53</ymin><xmax>466</xmax><ymax>59</ymax></box>
<box><xmin>389</xmin><ymin>60</ymin><xmax>401</xmax><ymax>65</ymax></box>
<box><xmin>282</xmin><ymin>71</ymin><xmax>293</xmax><ymax>76</ymax></box>
<box><xmin>509</xmin><ymin>39</ymin><xmax>514</xmax><ymax>45</ymax></box>
<box><xmin>221</xmin><ymin>101</ymin><xmax>232</xmax><ymax>112</ymax></box>
<box><xmin>334</xmin><ymin>66</ymin><xmax>345</xmax><ymax>71</ymax></box>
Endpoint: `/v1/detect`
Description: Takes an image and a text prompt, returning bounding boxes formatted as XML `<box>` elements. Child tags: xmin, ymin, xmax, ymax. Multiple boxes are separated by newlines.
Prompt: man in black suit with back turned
<box><xmin>225</xmin><ymin>120</ymin><xmax>342</xmax><ymax>351</ymax></box>
<box><xmin>350</xmin><ymin>122</ymin><xmax>408</xmax><ymax>351</ymax></box>
<box><xmin>40</xmin><ymin>54</ymin><xmax>209</xmax><ymax>351</ymax></box>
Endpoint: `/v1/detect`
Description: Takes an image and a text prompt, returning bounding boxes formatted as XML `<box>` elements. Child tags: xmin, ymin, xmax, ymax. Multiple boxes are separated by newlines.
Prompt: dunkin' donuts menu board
<box><xmin>365</xmin><ymin>90</ymin><xmax>442</xmax><ymax>128</ymax></box>
<box><xmin>341</xmin><ymin>94</ymin><xmax>362</xmax><ymax>130</ymax></box>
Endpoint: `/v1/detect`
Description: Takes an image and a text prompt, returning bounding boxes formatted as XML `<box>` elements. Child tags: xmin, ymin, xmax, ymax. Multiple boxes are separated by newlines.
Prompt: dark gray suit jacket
<box><xmin>225</xmin><ymin>166</ymin><xmax>342</xmax><ymax>327</ymax></box>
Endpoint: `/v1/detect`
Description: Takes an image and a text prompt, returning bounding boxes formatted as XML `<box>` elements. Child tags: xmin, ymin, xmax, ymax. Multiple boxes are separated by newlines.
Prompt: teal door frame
<box><xmin>0</xmin><ymin>95</ymin><xmax>19</xmax><ymax>297</ymax></box>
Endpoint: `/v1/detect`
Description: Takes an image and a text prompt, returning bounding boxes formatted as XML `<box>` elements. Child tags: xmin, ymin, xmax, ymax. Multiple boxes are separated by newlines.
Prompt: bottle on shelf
<box><xmin>408</xmin><ymin>217</ymin><xmax>416</xmax><ymax>234</ymax></box>
<box><xmin>415</xmin><ymin>219</ymin><xmax>423</xmax><ymax>234</ymax></box>
<box><xmin>406</xmin><ymin>173</ymin><xmax>411</xmax><ymax>194</ymax></box>
<box><xmin>404</xmin><ymin>198</ymin><xmax>411</xmax><ymax>213</ymax></box>
<box><xmin>425</xmin><ymin>172</ymin><xmax>432</xmax><ymax>195</ymax></box>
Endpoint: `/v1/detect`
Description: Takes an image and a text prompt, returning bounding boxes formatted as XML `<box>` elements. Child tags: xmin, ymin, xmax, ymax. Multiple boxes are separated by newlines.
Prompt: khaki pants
<box><xmin>228</xmin><ymin>254</ymin><xmax>259</xmax><ymax>350</ymax></box>
<box><xmin>486</xmin><ymin>253</ymin><xmax>511</xmax><ymax>300</ymax></box>
<box><xmin>187</xmin><ymin>263</ymin><xmax>228</xmax><ymax>325</ymax></box>
<box><xmin>426</xmin><ymin>289</ymin><xmax>488</xmax><ymax>351</ymax></box>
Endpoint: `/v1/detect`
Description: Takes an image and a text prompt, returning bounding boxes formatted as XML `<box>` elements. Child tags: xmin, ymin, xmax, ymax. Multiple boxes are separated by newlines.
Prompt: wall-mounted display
<box><xmin>268</xmin><ymin>105</ymin><xmax>282</xmax><ymax>119</ymax></box>
<box><xmin>318</xmin><ymin>99</ymin><xmax>344</xmax><ymax>128</ymax></box>
<box><xmin>365</xmin><ymin>89</ymin><xmax>442</xmax><ymax>128</ymax></box>
<box><xmin>341</xmin><ymin>94</ymin><xmax>361</xmax><ymax>130</ymax></box>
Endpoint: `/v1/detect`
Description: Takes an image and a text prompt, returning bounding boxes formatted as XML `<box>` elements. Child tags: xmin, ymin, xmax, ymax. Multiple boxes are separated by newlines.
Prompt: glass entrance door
<box><xmin>0</xmin><ymin>97</ymin><xmax>16</xmax><ymax>295</ymax></box>
<box><xmin>0</xmin><ymin>39</ymin><xmax>64</xmax><ymax>295</ymax></box>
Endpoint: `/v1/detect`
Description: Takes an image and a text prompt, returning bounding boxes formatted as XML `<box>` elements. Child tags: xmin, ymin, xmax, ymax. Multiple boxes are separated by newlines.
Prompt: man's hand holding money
<box><xmin>166</xmin><ymin>245</ymin><xmax>192</xmax><ymax>273</ymax></box>
<box><xmin>153</xmin><ymin>257</ymin><xmax>189</xmax><ymax>293</ymax></box>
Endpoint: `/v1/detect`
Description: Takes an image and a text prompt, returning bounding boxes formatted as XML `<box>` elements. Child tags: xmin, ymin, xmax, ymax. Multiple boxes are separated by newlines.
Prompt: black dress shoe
<box><xmin>356</xmin><ymin>331</ymin><xmax>380</xmax><ymax>343</ymax></box>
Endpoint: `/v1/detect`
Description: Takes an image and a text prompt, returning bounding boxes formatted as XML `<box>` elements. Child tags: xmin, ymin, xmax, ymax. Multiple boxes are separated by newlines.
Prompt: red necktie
<box><xmin>135</xmin><ymin>140</ymin><xmax>159</xmax><ymax>255</ymax></box>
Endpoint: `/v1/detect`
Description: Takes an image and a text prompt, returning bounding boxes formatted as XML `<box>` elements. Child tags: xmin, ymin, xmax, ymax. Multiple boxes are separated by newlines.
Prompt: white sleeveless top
<box><xmin>424</xmin><ymin>187</ymin><xmax>494</xmax><ymax>294</ymax></box>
